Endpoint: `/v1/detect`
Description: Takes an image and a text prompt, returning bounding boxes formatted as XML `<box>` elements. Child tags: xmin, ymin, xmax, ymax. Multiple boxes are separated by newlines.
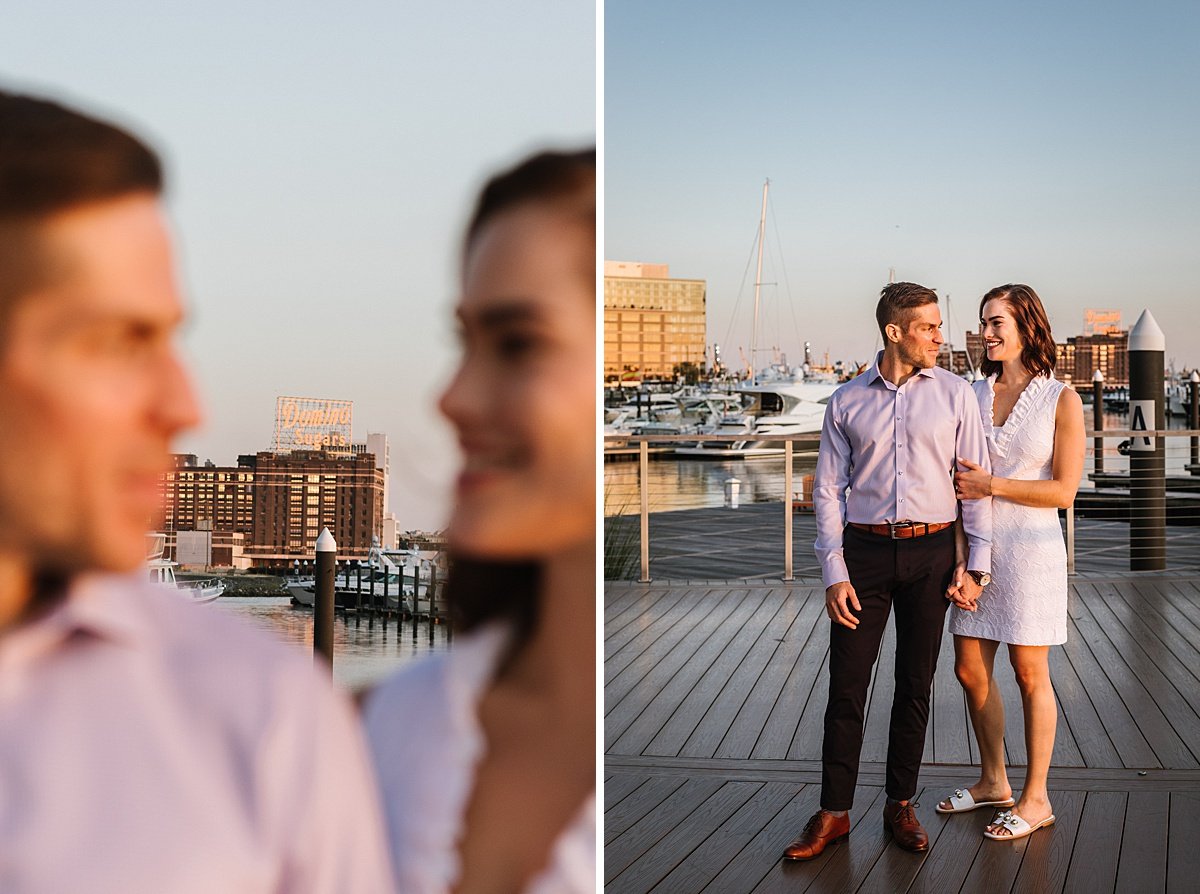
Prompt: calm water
<box><xmin>605</xmin><ymin>411</ymin><xmax>1198</xmax><ymax>515</ymax></box>
<box><xmin>217</xmin><ymin>597</ymin><xmax>451</xmax><ymax>692</ymax></box>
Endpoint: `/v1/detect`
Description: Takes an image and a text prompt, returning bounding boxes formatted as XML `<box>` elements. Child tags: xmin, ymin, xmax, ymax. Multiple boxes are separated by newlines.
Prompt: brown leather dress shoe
<box><xmin>781</xmin><ymin>809</ymin><xmax>850</xmax><ymax>861</ymax></box>
<box><xmin>882</xmin><ymin>800</ymin><xmax>929</xmax><ymax>852</ymax></box>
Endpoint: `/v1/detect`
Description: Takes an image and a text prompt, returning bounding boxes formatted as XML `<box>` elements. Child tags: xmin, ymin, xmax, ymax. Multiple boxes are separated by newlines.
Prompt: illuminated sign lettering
<box><xmin>273</xmin><ymin>397</ymin><xmax>353</xmax><ymax>453</ymax></box>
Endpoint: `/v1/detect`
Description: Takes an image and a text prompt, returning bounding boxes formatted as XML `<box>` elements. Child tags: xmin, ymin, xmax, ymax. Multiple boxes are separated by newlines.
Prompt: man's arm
<box><xmin>814</xmin><ymin>392</ymin><xmax>852</xmax><ymax>588</ymax></box>
<box><xmin>955</xmin><ymin>386</ymin><xmax>992</xmax><ymax>575</ymax></box>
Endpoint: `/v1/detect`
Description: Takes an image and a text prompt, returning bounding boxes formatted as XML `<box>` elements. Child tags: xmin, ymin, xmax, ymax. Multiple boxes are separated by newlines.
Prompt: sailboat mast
<box><xmin>751</xmin><ymin>179</ymin><xmax>769</xmax><ymax>385</ymax></box>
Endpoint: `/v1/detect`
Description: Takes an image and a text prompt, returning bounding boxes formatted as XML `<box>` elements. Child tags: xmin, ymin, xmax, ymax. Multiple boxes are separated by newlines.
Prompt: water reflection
<box><xmin>217</xmin><ymin>597</ymin><xmax>450</xmax><ymax>692</ymax></box>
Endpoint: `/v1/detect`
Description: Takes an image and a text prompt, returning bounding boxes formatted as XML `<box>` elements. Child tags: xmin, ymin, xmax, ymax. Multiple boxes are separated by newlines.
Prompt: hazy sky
<box><xmin>1</xmin><ymin>1</ymin><xmax>594</xmax><ymax>531</ymax></box>
<box><xmin>606</xmin><ymin>1</ymin><xmax>1198</xmax><ymax>374</ymax></box>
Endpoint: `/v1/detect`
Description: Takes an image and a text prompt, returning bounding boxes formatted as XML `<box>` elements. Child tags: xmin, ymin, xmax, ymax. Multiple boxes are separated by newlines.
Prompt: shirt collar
<box><xmin>866</xmin><ymin>351</ymin><xmax>938</xmax><ymax>387</ymax></box>
<box><xmin>36</xmin><ymin>573</ymin><xmax>151</xmax><ymax>648</ymax></box>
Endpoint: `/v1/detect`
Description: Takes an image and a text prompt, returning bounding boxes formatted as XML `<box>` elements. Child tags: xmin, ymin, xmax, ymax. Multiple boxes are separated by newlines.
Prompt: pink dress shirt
<box><xmin>0</xmin><ymin>573</ymin><xmax>394</xmax><ymax>893</ymax></box>
<box><xmin>814</xmin><ymin>357</ymin><xmax>993</xmax><ymax>587</ymax></box>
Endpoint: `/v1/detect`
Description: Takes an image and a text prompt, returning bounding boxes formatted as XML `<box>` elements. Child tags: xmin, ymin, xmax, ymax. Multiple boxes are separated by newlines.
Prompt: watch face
<box><xmin>974</xmin><ymin>572</ymin><xmax>991</xmax><ymax>586</ymax></box>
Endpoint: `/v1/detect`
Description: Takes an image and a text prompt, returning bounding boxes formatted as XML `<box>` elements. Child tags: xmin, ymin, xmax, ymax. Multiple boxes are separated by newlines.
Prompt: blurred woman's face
<box><xmin>439</xmin><ymin>201</ymin><xmax>595</xmax><ymax>559</ymax></box>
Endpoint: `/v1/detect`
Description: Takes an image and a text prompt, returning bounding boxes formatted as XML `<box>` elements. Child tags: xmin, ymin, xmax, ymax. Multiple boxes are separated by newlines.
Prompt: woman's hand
<box><xmin>945</xmin><ymin>561</ymin><xmax>978</xmax><ymax>611</ymax></box>
<box><xmin>955</xmin><ymin>457</ymin><xmax>993</xmax><ymax>501</ymax></box>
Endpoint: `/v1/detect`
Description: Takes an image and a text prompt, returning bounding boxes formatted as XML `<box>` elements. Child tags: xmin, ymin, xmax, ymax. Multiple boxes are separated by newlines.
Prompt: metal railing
<box><xmin>604</xmin><ymin>429</ymin><xmax>1200</xmax><ymax>582</ymax></box>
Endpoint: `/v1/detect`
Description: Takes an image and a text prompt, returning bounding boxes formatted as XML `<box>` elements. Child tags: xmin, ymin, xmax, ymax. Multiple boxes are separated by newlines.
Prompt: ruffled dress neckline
<box><xmin>983</xmin><ymin>373</ymin><xmax>1055</xmax><ymax>458</ymax></box>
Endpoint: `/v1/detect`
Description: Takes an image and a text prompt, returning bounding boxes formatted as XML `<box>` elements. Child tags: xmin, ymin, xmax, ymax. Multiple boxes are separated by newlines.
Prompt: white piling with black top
<box><xmin>314</xmin><ymin>528</ymin><xmax>337</xmax><ymax>670</ymax></box>
<box><xmin>1128</xmin><ymin>310</ymin><xmax>1166</xmax><ymax>571</ymax></box>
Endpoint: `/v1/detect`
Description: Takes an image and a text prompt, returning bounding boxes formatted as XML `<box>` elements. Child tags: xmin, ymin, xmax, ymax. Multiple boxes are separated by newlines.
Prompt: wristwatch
<box><xmin>967</xmin><ymin>570</ymin><xmax>991</xmax><ymax>587</ymax></box>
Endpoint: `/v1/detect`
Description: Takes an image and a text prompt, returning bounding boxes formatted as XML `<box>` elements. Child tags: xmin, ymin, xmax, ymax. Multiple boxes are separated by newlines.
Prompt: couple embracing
<box><xmin>783</xmin><ymin>281</ymin><xmax>1085</xmax><ymax>860</ymax></box>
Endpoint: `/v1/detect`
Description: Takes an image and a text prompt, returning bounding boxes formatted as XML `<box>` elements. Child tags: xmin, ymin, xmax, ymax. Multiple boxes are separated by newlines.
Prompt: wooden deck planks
<box><xmin>606</xmin><ymin>576</ymin><xmax>1200</xmax><ymax>893</ymax></box>
<box><xmin>644</xmin><ymin>588</ymin><xmax>780</xmax><ymax>757</ymax></box>
<box><xmin>1114</xmin><ymin>790</ymin><xmax>1169</xmax><ymax>892</ymax></box>
<box><xmin>1167</xmin><ymin>792</ymin><xmax>1200</xmax><ymax>894</ymax></box>
<box><xmin>714</xmin><ymin>593</ymin><xmax>826</xmax><ymax>760</ymax></box>
<box><xmin>645</xmin><ymin>781</ymin><xmax>798</xmax><ymax>894</ymax></box>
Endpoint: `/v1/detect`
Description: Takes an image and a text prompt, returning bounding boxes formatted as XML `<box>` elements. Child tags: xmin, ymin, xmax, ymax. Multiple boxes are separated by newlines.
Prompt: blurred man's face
<box><xmin>0</xmin><ymin>194</ymin><xmax>200</xmax><ymax>573</ymax></box>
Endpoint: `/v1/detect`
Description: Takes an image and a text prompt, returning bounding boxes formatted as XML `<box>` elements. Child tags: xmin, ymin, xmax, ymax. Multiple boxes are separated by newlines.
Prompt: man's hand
<box><xmin>945</xmin><ymin>561</ymin><xmax>975</xmax><ymax>611</ymax></box>
<box><xmin>956</xmin><ymin>572</ymin><xmax>984</xmax><ymax>610</ymax></box>
<box><xmin>826</xmin><ymin>581</ymin><xmax>861</xmax><ymax>629</ymax></box>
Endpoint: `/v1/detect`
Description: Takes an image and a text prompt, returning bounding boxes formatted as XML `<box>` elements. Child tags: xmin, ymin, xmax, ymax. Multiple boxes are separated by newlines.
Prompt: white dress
<box><xmin>362</xmin><ymin>624</ymin><xmax>596</xmax><ymax>893</ymax></box>
<box><xmin>949</xmin><ymin>373</ymin><xmax>1069</xmax><ymax>645</ymax></box>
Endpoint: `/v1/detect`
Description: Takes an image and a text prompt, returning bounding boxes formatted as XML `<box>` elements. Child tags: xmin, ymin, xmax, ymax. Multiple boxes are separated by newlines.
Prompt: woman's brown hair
<box><xmin>978</xmin><ymin>283</ymin><xmax>1057</xmax><ymax>379</ymax></box>
<box><xmin>446</xmin><ymin>147</ymin><xmax>595</xmax><ymax>646</ymax></box>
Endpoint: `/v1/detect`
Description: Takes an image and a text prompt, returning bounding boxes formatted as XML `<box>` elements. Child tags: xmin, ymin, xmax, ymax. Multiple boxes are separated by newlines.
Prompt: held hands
<box><xmin>825</xmin><ymin>581</ymin><xmax>861</xmax><ymax>629</ymax></box>
<box><xmin>954</xmin><ymin>457</ymin><xmax>993</xmax><ymax>501</ymax></box>
<box><xmin>944</xmin><ymin>562</ymin><xmax>983</xmax><ymax>611</ymax></box>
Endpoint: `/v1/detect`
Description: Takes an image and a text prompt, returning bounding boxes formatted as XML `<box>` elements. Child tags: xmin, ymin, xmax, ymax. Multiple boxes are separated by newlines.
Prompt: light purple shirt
<box><xmin>814</xmin><ymin>356</ymin><xmax>992</xmax><ymax>587</ymax></box>
<box><xmin>0</xmin><ymin>574</ymin><xmax>395</xmax><ymax>893</ymax></box>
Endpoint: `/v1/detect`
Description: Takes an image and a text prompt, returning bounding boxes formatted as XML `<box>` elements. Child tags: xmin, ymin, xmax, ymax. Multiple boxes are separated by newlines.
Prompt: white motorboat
<box><xmin>146</xmin><ymin>533</ymin><xmax>225</xmax><ymax>604</ymax></box>
<box><xmin>674</xmin><ymin>377</ymin><xmax>835</xmax><ymax>458</ymax></box>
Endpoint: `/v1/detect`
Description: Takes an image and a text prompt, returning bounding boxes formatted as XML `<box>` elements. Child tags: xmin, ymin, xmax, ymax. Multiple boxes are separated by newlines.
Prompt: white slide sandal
<box><xmin>983</xmin><ymin>809</ymin><xmax>1056</xmax><ymax>840</ymax></box>
<box><xmin>935</xmin><ymin>788</ymin><xmax>1016</xmax><ymax>814</ymax></box>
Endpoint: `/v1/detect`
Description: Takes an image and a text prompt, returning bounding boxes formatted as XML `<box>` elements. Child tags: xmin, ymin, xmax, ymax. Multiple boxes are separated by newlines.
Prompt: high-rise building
<box><xmin>603</xmin><ymin>261</ymin><xmax>706</xmax><ymax>380</ymax></box>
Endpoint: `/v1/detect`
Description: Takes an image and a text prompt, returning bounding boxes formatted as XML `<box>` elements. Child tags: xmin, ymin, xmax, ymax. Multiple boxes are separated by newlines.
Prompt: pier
<box><xmin>605</xmin><ymin>575</ymin><xmax>1200</xmax><ymax>892</ymax></box>
<box><xmin>605</xmin><ymin>430</ymin><xmax>1200</xmax><ymax>892</ymax></box>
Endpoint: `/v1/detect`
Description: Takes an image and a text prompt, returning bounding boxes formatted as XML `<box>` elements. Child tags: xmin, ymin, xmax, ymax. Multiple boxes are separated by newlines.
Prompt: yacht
<box><xmin>146</xmin><ymin>534</ymin><xmax>225</xmax><ymax>604</ymax></box>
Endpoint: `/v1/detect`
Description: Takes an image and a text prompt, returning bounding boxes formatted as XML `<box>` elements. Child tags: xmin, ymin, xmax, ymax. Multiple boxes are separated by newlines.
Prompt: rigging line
<box><xmin>721</xmin><ymin>221</ymin><xmax>767</xmax><ymax>358</ymax></box>
<box><xmin>767</xmin><ymin>193</ymin><xmax>805</xmax><ymax>365</ymax></box>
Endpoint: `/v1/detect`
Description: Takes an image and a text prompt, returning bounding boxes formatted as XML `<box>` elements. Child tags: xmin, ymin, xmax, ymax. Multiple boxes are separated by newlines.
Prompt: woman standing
<box><xmin>364</xmin><ymin>148</ymin><xmax>596</xmax><ymax>892</ymax></box>
<box><xmin>937</xmin><ymin>284</ymin><xmax>1084</xmax><ymax>841</ymax></box>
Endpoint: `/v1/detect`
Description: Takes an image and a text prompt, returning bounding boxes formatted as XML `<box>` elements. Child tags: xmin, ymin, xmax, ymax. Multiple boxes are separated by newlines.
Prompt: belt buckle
<box><xmin>889</xmin><ymin>521</ymin><xmax>914</xmax><ymax>540</ymax></box>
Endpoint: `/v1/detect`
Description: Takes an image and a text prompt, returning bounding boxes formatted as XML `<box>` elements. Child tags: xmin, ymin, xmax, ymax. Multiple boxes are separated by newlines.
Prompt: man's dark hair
<box><xmin>0</xmin><ymin>89</ymin><xmax>162</xmax><ymax>312</ymax></box>
<box><xmin>448</xmin><ymin>147</ymin><xmax>595</xmax><ymax>654</ymax></box>
<box><xmin>875</xmin><ymin>281</ymin><xmax>939</xmax><ymax>339</ymax></box>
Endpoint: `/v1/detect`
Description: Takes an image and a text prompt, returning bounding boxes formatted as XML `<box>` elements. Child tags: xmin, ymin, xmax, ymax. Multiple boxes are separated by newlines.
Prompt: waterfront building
<box><xmin>157</xmin><ymin>454</ymin><xmax>255</xmax><ymax>547</ymax></box>
<box><xmin>248</xmin><ymin>450</ymin><xmax>384</xmax><ymax>565</ymax></box>
<box><xmin>604</xmin><ymin>261</ymin><xmax>706</xmax><ymax>381</ymax></box>
<box><xmin>155</xmin><ymin>450</ymin><xmax>384</xmax><ymax>568</ymax></box>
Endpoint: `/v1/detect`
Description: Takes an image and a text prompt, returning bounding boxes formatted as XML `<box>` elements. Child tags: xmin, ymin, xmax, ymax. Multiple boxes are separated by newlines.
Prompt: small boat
<box><xmin>286</xmin><ymin>540</ymin><xmax>438</xmax><ymax>616</ymax></box>
<box><xmin>146</xmin><ymin>533</ymin><xmax>225</xmax><ymax>604</ymax></box>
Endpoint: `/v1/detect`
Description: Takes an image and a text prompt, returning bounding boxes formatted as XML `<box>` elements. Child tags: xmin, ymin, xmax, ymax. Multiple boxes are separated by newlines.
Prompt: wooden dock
<box><xmin>604</xmin><ymin>576</ymin><xmax>1200</xmax><ymax>892</ymax></box>
<box><xmin>604</xmin><ymin>503</ymin><xmax>1200</xmax><ymax>582</ymax></box>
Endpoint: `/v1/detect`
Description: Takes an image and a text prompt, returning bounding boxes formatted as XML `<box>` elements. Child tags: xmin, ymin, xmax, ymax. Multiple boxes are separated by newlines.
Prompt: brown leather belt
<box><xmin>849</xmin><ymin>521</ymin><xmax>954</xmax><ymax>540</ymax></box>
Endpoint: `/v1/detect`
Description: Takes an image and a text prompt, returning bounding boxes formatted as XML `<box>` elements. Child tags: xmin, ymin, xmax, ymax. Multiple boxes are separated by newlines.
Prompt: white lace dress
<box><xmin>949</xmin><ymin>373</ymin><xmax>1069</xmax><ymax>645</ymax></box>
<box><xmin>362</xmin><ymin>624</ymin><xmax>596</xmax><ymax>893</ymax></box>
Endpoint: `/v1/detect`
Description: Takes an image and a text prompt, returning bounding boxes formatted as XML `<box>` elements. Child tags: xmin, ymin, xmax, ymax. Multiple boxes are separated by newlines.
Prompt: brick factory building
<box><xmin>155</xmin><ymin>450</ymin><xmax>385</xmax><ymax>568</ymax></box>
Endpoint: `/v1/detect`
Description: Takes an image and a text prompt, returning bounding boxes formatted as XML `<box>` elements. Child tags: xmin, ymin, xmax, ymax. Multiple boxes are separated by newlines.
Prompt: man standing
<box><xmin>783</xmin><ymin>282</ymin><xmax>992</xmax><ymax>859</ymax></box>
<box><xmin>0</xmin><ymin>90</ymin><xmax>393</xmax><ymax>890</ymax></box>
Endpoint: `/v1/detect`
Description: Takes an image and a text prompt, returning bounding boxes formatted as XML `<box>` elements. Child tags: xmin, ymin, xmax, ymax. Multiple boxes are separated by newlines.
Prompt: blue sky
<box><xmin>605</xmin><ymin>1</ymin><xmax>1198</xmax><ymax>372</ymax></box>
<box><xmin>1</xmin><ymin>1</ymin><xmax>595</xmax><ymax>530</ymax></box>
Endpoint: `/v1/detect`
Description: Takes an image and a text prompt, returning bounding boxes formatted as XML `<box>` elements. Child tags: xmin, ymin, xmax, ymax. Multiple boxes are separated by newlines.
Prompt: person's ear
<box><xmin>885</xmin><ymin>322</ymin><xmax>902</xmax><ymax>344</ymax></box>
